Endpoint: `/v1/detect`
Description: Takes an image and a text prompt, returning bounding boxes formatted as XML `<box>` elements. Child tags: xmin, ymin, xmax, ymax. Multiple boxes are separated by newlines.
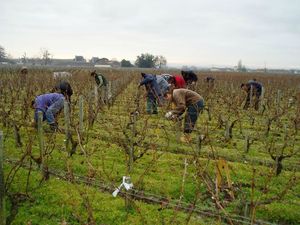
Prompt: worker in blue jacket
<box><xmin>31</xmin><ymin>93</ymin><xmax>65</xmax><ymax>131</ymax></box>
<box><xmin>139</xmin><ymin>73</ymin><xmax>162</xmax><ymax>114</ymax></box>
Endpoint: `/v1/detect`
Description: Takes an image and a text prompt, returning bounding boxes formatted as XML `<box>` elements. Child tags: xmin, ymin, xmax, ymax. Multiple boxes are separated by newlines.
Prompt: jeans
<box><xmin>34</xmin><ymin>109</ymin><xmax>46</xmax><ymax>123</ymax></box>
<box><xmin>184</xmin><ymin>99</ymin><xmax>204</xmax><ymax>133</ymax></box>
<box><xmin>34</xmin><ymin>97</ymin><xmax>65</xmax><ymax>124</ymax></box>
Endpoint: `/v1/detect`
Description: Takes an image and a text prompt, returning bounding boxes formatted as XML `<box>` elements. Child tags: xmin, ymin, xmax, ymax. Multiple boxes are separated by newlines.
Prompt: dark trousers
<box><xmin>184</xmin><ymin>99</ymin><xmax>204</xmax><ymax>133</ymax></box>
<box><xmin>244</xmin><ymin>90</ymin><xmax>261</xmax><ymax>110</ymax></box>
<box><xmin>146</xmin><ymin>95</ymin><xmax>158</xmax><ymax>114</ymax></box>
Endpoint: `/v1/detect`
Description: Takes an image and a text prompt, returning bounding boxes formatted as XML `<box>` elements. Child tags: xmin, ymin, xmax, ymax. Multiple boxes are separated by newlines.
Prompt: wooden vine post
<box><xmin>260</xmin><ymin>86</ymin><xmax>265</xmax><ymax>111</ymax></box>
<box><xmin>37</xmin><ymin>111</ymin><xmax>44</xmax><ymax>173</ymax></box>
<box><xmin>64</xmin><ymin>100</ymin><xmax>71</xmax><ymax>153</ymax></box>
<box><xmin>249</xmin><ymin>85</ymin><xmax>253</xmax><ymax>107</ymax></box>
<box><xmin>276</xmin><ymin>89</ymin><xmax>281</xmax><ymax>115</ymax></box>
<box><xmin>94</xmin><ymin>85</ymin><xmax>99</xmax><ymax>106</ymax></box>
<box><xmin>79</xmin><ymin>95</ymin><xmax>84</xmax><ymax>136</ymax></box>
<box><xmin>0</xmin><ymin>131</ymin><xmax>5</xmax><ymax>225</ymax></box>
<box><xmin>107</xmin><ymin>81</ymin><xmax>112</xmax><ymax>106</ymax></box>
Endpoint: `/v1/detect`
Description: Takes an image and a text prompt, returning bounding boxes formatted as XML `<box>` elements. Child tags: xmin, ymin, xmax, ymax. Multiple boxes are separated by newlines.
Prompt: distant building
<box><xmin>94</xmin><ymin>64</ymin><xmax>111</xmax><ymax>68</ymax></box>
<box><xmin>110</xmin><ymin>60</ymin><xmax>121</xmax><ymax>68</ymax></box>
<box><xmin>91</xmin><ymin>57</ymin><xmax>120</xmax><ymax>68</ymax></box>
<box><xmin>90</xmin><ymin>57</ymin><xmax>100</xmax><ymax>64</ymax></box>
<box><xmin>210</xmin><ymin>67</ymin><xmax>234</xmax><ymax>72</ymax></box>
<box><xmin>74</xmin><ymin>55</ymin><xmax>86</xmax><ymax>62</ymax></box>
<box><xmin>98</xmin><ymin>58</ymin><xmax>110</xmax><ymax>65</ymax></box>
<box><xmin>210</xmin><ymin>67</ymin><xmax>221</xmax><ymax>72</ymax></box>
<box><xmin>253</xmin><ymin>69</ymin><xmax>266</xmax><ymax>73</ymax></box>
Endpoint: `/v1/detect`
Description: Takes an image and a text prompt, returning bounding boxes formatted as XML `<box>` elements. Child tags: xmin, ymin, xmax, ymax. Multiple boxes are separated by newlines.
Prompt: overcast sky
<box><xmin>1</xmin><ymin>0</ymin><xmax>299</xmax><ymax>68</ymax></box>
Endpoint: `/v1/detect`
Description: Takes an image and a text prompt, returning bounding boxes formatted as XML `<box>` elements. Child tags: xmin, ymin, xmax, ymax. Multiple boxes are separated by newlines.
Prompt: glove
<box><xmin>165</xmin><ymin>111</ymin><xmax>175</xmax><ymax>120</ymax></box>
<box><xmin>49</xmin><ymin>122</ymin><xmax>58</xmax><ymax>131</ymax></box>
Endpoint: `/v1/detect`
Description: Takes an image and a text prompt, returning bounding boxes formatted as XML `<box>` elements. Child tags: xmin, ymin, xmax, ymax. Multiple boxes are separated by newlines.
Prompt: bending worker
<box><xmin>181</xmin><ymin>70</ymin><xmax>198</xmax><ymax>90</ymax></box>
<box><xmin>139</xmin><ymin>73</ymin><xmax>162</xmax><ymax>114</ymax></box>
<box><xmin>52</xmin><ymin>81</ymin><xmax>73</xmax><ymax>103</ymax></box>
<box><xmin>241</xmin><ymin>80</ymin><xmax>263</xmax><ymax>110</ymax></box>
<box><xmin>91</xmin><ymin>70</ymin><xmax>109</xmax><ymax>103</ymax></box>
<box><xmin>164</xmin><ymin>88</ymin><xmax>204</xmax><ymax>143</ymax></box>
<box><xmin>32</xmin><ymin>93</ymin><xmax>66</xmax><ymax>131</ymax></box>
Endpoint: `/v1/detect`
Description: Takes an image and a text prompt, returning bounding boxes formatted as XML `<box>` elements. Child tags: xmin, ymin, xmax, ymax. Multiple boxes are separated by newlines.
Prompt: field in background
<box><xmin>0</xmin><ymin>67</ymin><xmax>300</xmax><ymax>225</ymax></box>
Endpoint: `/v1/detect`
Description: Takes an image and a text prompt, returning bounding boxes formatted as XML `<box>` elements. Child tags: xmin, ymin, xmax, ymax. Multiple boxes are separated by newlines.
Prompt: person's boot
<box><xmin>46</xmin><ymin>122</ymin><xmax>61</xmax><ymax>133</ymax></box>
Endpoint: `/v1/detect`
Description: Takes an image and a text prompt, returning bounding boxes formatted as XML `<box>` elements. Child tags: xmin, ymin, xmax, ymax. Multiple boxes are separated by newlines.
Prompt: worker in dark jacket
<box><xmin>91</xmin><ymin>70</ymin><xmax>107</xmax><ymax>87</ymax></box>
<box><xmin>241</xmin><ymin>80</ymin><xmax>263</xmax><ymax>110</ymax></box>
<box><xmin>20</xmin><ymin>66</ymin><xmax>28</xmax><ymax>75</ymax></box>
<box><xmin>19</xmin><ymin>66</ymin><xmax>28</xmax><ymax>85</ymax></box>
<box><xmin>205</xmin><ymin>76</ymin><xmax>215</xmax><ymax>90</ymax></box>
<box><xmin>91</xmin><ymin>70</ymin><xmax>110</xmax><ymax>103</ymax></box>
<box><xmin>32</xmin><ymin>93</ymin><xmax>65</xmax><ymax>131</ymax></box>
<box><xmin>206</xmin><ymin>76</ymin><xmax>215</xmax><ymax>84</ymax></box>
<box><xmin>164</xmin><ymin>88</ymin><xmax>204</xmax><ymax>143</ymax></box>
<box><xmin>52</xmin><ymin>81</ymin><xmax>73</xmax><ymax>103</ymax></box>
<box><xmin>181</xmin><ymin>70</ymin><xmax>198</xmax><ymax>90</ymax></box>
<box><xmin>139</xmin><ymin>73</ymin><xmax>162</xmax><ymax>114</ymax></box>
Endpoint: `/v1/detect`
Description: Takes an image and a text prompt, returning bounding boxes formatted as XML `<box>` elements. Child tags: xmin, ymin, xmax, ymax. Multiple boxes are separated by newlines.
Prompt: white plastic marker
<box><xmin>112</xmin><ymin>176</ymin><xmax>133</xmax><ymax>197</ymax></box>
<box><xmin>112</xmin><ymin>183</ymin><xmax>124</xmax><ymax>197</ymax></box>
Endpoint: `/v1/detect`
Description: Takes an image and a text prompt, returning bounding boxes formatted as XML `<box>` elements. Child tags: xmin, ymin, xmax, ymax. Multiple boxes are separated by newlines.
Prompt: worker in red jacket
<box><xmin>168</xmin><ymin>74</ymin><xmax>186</xmax><ymax>89</ymax></box>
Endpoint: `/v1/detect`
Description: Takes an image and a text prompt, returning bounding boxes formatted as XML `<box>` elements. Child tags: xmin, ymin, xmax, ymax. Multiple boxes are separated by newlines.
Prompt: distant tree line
<box><xmin>134</xmin><ymin>53</ymin><xmax>167</xmax><ymax>68</ymax></box>
<box><xmin>0</xmin><ymin>45</ymin><xmax>167</xmax><ymax>68</ymax></box>
<box><xmin>237</xmin><ymin>59</ymin><xmax>247</xmax><ymax>72</ymax></box>
<box><xmin>0</xmin><ymin>45</ymin><xmax>6</xmax><ymax>62</ymax></box>
<box><xmin>121</xmin><ymin>53</ymin><xmax>167</xmax><ymax>68</ymax></box>
<box><xmin>121</xmin><ymin>59</ymin><xmax>133</xmax><ymax>67</ymax></box>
